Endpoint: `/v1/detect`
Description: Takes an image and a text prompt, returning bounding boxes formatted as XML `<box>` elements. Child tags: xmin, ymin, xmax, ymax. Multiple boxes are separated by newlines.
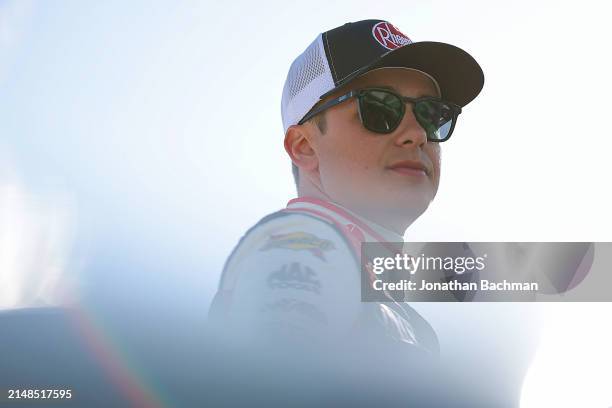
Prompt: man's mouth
<box><xmin>387</xmin><ymin>160</ymin><xmax>430</xmax><ymax>177</ymax></box>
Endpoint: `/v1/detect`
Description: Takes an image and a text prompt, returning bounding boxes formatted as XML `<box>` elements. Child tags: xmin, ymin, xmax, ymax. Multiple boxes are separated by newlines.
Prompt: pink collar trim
<box><xmin>286</xmin><ymin>197</ymin><xmax>403</xmax><ymax>243</ymax></box>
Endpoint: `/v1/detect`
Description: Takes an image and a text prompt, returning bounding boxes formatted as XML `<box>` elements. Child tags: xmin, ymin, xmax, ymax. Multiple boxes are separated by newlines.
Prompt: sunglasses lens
<box><xmin>414</xmin><ymin>100</ymin><xmax>456</xmax><ymax>141</ymax></box>
<box><xmin>359</xmin><ymin>90</ymin><xmax>404</xmax><ymax>133</ymax></box>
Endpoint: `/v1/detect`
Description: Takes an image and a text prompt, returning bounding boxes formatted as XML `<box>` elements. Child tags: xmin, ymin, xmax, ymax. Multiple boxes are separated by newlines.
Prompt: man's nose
<box><xmin>392</xmin><ymin>107</ymin><xmax>427</xmax><ymax>147</ymax></box>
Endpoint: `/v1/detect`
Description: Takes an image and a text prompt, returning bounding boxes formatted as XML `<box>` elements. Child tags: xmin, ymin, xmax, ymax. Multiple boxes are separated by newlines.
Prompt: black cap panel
<box><xmin>323</xmin><ymin>19</ymin><xmax>395</xmax><ymax>84</ymax></box>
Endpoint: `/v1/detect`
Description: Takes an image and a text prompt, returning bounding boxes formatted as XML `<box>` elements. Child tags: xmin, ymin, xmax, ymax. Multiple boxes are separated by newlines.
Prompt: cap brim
<box><xmin>321</xmin><ymin>41</ymin><xmax>484</xmax><ymax>107</ymax></box>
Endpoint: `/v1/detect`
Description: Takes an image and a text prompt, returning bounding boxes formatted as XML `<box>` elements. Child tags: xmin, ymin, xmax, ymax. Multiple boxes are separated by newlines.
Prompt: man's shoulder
<box><xmin>217</xmin><ymin>209</ymin><xmax>358</xmax><ymax>292</ymax></box>
<box><xmin>210</xmin><ymin>209</ymin><xmax>363</xmax><ymax>336</ymax></box>
<box><xmin>232</xmin><ymin>209</ymin><xmax>354</xmax><ymax>259</ymax></box>
<box><xmin>247</xmin><ymin>209</ymin><xmax>345</xmax><ymax>239</ymax></box>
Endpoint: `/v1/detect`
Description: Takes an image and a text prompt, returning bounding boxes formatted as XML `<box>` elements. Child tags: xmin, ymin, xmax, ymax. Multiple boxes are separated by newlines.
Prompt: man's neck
<box><xmin>296</xmin><ymin>189</ymin><xmax>411</xmax><ymax>238</ymax></box>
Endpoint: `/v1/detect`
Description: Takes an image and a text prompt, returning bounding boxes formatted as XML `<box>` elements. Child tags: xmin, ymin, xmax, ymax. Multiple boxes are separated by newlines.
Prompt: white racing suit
<box><xmin>207</xmin><ymin>197</ymin><xmax>542</xmax><ymax>406</ymax></box>
<box><xmin>209</xmin><ymin>197</ymin><xmax>439</xmax><ymax>354</ymax></box>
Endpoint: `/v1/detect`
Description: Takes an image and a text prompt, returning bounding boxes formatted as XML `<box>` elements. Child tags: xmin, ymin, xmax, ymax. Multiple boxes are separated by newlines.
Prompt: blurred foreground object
<box><xmin>0</xmin><ymin>159</ymin><xmax>76</xmax><ymax>310</ymax></box>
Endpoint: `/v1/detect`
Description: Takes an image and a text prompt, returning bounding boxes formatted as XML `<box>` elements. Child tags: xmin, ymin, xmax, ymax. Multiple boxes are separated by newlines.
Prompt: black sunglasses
<box><xmin>299</xmin><ymin>87</ymin><xmax>462</xmax><ymax>142</ymax></box>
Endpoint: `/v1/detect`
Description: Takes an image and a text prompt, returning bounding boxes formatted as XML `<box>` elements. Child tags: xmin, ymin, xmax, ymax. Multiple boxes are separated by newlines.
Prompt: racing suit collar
<box><xmin>286</xmin><ymin>197</ymin><xmax>404</xmax><ymax>243</ymax></box>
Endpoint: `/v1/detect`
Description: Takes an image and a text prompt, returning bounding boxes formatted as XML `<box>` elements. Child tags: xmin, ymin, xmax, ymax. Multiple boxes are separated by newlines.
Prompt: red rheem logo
<box><xmin>372</xmin><ymin>22</ymin><xmax>412</xmax><ymax>50</ymax></box>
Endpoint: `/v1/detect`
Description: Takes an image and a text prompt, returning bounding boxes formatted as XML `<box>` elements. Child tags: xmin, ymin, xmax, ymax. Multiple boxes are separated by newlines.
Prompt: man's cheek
<box><xmin>428</xmin><ymin>148</ymin><xmax>441</xmax><ymax>177</ymax></box>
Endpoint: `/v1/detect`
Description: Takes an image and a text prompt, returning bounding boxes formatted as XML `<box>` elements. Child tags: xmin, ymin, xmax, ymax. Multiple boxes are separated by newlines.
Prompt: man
<box><xmin>209</xmin><ymin>19</ymin><xmax>483</xmax><ymax>352</ymax></box>
<box><xmin>206</xmin><ymin>18</ymin><xmax>488</xmax><ymax>406</ymax></box>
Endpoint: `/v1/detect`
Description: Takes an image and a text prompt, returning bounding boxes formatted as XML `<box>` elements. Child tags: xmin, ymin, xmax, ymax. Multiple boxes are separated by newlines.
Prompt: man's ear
<box><xmin>284</xmin><ymin>124</ymin><xmax>319</xmax><ymax>174</ymax></box>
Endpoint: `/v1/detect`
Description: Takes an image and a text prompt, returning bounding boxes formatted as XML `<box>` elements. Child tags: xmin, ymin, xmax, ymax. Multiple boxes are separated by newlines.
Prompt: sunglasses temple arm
<box><xmin>298</xmin><ymin>91</ymin><xmax>358</xmax><ymax>125</ymax></box>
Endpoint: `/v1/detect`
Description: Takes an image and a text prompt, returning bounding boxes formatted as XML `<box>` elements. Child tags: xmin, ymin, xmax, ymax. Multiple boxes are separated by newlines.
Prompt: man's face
<box><xmin>309</xmin><ymin>68</ymin><xmax>442</xmax><ymax>228</ymax></box>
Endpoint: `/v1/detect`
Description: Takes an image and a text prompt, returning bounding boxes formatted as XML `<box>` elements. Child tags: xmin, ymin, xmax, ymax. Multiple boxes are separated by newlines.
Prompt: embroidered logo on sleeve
<box><xmin>260</xmin><ymin>232</ymin><xmax>335</xmax><ymax>261</ymax></box>
<box><xmin>267</xmin><ymin>263</ymin><xmax>322</xmax><ymax>294</ymax></box>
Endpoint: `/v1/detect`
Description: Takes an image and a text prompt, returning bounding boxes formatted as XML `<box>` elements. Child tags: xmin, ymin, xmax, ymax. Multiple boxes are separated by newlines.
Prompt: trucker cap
<box><xmin>281</xmin><ymin>19</ymin><xmax>484</xmax><ymax>133</ymax></box>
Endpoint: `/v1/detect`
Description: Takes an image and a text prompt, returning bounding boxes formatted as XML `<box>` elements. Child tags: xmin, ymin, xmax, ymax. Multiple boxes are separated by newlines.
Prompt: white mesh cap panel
<box><xmin>281</xmin><ymin>35</ymin><xmax>335</xmax><ymax>134</ymax></box>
